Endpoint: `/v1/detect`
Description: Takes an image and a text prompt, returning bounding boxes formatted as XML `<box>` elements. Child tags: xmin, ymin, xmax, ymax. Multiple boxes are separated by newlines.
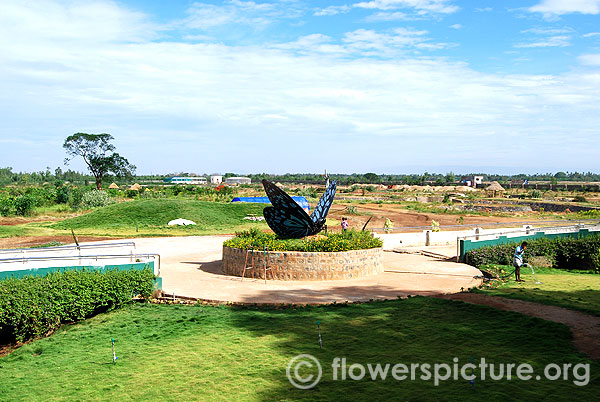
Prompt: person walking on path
<box><xmin>513</xmin><ymin>241</ymin><xmax>528</xmax><ymax>282</ymax></box>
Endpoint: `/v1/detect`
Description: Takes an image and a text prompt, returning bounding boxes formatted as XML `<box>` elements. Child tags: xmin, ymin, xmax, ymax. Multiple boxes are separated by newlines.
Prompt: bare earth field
<box><xmin>328</xmin><ymin>202</ymin><xmax>536</xmax><ymax>231</ymax></box>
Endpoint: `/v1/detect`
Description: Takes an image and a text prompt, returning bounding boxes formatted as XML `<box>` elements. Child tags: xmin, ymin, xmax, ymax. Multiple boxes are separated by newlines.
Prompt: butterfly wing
<box><xmin>263</xmin><ymin>207</ymin><xmax>312</xmax><ymax>239</ymax></box>
<box><xmin>310</xmin><ymin>180</ymin><xmax>337</xmax><ymax>225</ymax></box>
<box><xmin>262</xmin><ymin>180</ymin><xmax>315</xmax><ymax>238</ymax></box>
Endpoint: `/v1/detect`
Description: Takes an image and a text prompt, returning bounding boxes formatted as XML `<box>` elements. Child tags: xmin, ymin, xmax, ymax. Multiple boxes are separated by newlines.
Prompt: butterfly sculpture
<box><xmin>262</xmin><ymin>179</ymin><xmax>337</xmax><ymax>239</ymax></box>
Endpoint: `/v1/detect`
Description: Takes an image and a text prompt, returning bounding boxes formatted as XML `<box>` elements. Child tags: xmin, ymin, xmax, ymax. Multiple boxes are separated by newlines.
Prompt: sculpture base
<box><xmin>222</xmin><ymin>246</ymin><xmax>384</xmax><ymax>281</ymax></box>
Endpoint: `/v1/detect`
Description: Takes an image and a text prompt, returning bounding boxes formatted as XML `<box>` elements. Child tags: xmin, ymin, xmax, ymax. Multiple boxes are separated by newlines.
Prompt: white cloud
<box><xmin>583</xmin><ymin>32</ymin><xmax>600</xmax><ymax>37</ymax></box>
<box><xmin>516</xmin><ymin>27</ymin><xmax>573</xmax><ymax>48</ymax></box>
<box><xmin>354</xmin><ymin>0</ymin><xmax>458</xmax><ymax>14</ymax></box>
<box><xmin>275</xmin><ymin>27</ymin><xmax>450</xmax><ymax>57</ymax></box>
<box><xmin>529</xmin><ymin>0</ymin><xmax>600</xmax><ymax>15</ymax></box>
<box><xmin>449</xmin><ymin>23</ymin><xmax>462</xmax><ymax>29</ymax></box>
<box><xmin>182</xmin><ymin>0</ymin><xmax>303</xmax><ymax>30</ymax></box>
<box><xmin>1</xmin><ymin>0</ymin><xmax>599</xmax><ymax>173</ymax></box>
<box><xmin>0</xmin><ymin>0</ymin><xmax>158</xmax><ymax>43</ymax></box>
<box><xmin>579</xmin><ymin>53</ymin><xmax>600</xmax><ymax>65</ymax></box>
<box><xmin>521</xmin><ymin>27</ymin><xmax>573</xmax><ymax>34</ymax></box>
<box><xmin>314</xmin><ymin>5</ymin><xmax>351</xmax><ymax>16</ymax></box>
<box><xmin>515</xmin><ymin>35</ymin><xmax>571</xmax><ymax>47</ymax></box>
<box><xmin>364</xmin><ymin>11</ymin><xmax>409</xmax><ymax>21</ymax></box>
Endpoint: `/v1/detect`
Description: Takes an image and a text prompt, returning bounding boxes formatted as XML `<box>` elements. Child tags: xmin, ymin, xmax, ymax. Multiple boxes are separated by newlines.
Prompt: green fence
<box><xmin>459</xmin><ymin>228</ymin><xmax>599</xmax><ymax>262</ymax></box>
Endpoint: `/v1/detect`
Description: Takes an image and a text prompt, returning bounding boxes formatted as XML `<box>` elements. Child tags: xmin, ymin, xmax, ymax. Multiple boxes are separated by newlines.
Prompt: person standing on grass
<box><xmin>513</xmin><ymin>241</ymin><xmax>528</xmax><ymax>282</ymax></box>
<box><xmin>341</xmin><ymin>217</ymin><xmax>348</xmax><ymax>232</ymax></box>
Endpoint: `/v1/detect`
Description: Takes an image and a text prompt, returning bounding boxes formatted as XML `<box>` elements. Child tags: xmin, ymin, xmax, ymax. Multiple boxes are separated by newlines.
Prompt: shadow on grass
<box><xmin>1</xmin><ymin>297</ymin><xmax>599</xmax><ymax>401</ymax></box>
<box><xmin>223</xmin><ymin>295</ymin><xmax>600</xmax><ymax>401</ymax></box>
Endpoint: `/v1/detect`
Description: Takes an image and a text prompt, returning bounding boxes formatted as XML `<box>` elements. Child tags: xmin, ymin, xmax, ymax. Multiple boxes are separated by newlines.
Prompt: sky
<box><xmin>1</xmin><ymin>0</ymin><xmax>599</xmax><ymax>175</ymax></box>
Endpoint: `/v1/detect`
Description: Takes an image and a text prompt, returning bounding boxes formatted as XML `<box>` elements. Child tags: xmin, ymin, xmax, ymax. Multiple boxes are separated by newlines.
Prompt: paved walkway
<box><xmin>127</xmin><ymin>236</ymin><xmax>482</xmax><ymax>304</ymax></box>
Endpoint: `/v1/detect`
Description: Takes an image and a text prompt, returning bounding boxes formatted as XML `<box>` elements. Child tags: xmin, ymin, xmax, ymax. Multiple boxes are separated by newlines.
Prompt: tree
<box><xmin>63</xmin><ymin>133</ymin><xmax>135</xmax><ymax>189</ymax></box>
<box><xmin>363</xmin><ymin>172</ymin><xmax>380</xmax><ymax>183</ymax></box>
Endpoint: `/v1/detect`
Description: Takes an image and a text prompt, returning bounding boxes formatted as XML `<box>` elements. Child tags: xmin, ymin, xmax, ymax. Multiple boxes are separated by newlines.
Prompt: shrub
<box><xmin>14</xmin><ymin>194</ymin><xmax>37</xmax><ymax>216</ymax></box>
<box><xmin>68</xmin><ymin>186</ymin><xmax>83</xmax><ymax>209</ymax></box>
<box><xmin>0</xmin><ymin>267</ymin><xmax>155</xmax><ymax>343</ymax></box>
<box><xmin>573</xmin><ymin>195</ymin><xmax>587</xmax><ymax>202</ymax></box>
<box><xmin>529</xmin><ymin>190</ymin><xmax>543</xmax><ymax>199</ymax></box>
<box><xmin>0</xmin><ymin>195</ymin><xmax>13</xmax><ymax>216</ymax></box>
<box><xmin>465</xmin><ymin>235</ymin><xmax>600</xmax><ymax>272</ymax></box>
<box><xmin>223</xmin><ymin>228</ymin><xmax>382</xmax><ymax>252</ymax></box>
<box><xmin>297</xmin><ymin>187</ymin><xmax>317</xmax><ymax>198</ymax></box>
<box><xmin>125</xmin><ymin>189</ymin><xmax>139</xmax><ymax>198</ymax></box>
<box><xmin>81</xmin><ymin>189</ymin><xmax>112</xmax><ymax>208</ymax></box>
<box><xmin>55</xmin><ymin>183</ymin><xmax>69</xmax><ymax>204</ymax></box>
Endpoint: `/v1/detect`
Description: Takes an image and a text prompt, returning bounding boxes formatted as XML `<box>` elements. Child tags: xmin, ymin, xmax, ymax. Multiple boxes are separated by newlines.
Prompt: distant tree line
<box><xmin>2</xmin><ymin>168</ymin><xmax>600</xmax><ymax>187</ymax></box>
<box><xmin>247</xmin><ymin>171</ymin><xmax>600</xmax><ymax>185</ymax></box>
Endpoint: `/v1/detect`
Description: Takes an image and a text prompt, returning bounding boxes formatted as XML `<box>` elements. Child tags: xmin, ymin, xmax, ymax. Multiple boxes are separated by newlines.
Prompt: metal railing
<box><xmin>370</xmin><ymin>218</ymin><xmax>600</xmax><ymax>233</ymax></box>
<box><xmin>0</xmin><ymin>253</ymin><xmax>160</xmax><ymax>276</ymax></box>
<box><xmin>455</xmin><ymin>222</ymin><xmax>600</xmax><ymax>262</ymax></box>
<box><xmin>0</xmin><ymin>241</ymin><xmax>136</xmax><ymax>255</ymax></box>
<box><xmin>457</xmin><ymin>222</ymin><xmax>599</xmax><ymax>241</ymax></box>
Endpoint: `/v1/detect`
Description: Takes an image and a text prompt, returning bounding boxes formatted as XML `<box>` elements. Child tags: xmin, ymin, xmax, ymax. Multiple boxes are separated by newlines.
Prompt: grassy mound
<box><xmin>52</xmin><ymin>199</ymin><xmax>268</xmax><ymax>235</ymax></box>
<box><xmin>1</xmin><ymin>298</ymin><xmax>598</xmax><ymax>401</ymax></box>
<box><xmin>224</xmin><ymin>228</ymin><xmax>383</xmax><ymax>252</ymax></box>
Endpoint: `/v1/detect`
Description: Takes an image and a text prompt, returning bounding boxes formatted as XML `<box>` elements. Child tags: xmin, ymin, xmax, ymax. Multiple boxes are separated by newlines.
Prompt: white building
<box><xmin>225</xmin><ymin>177</ymin><xmax>251</xmax><ymax>185</ymax></box>
<box><xmin>164</xmin><ymin>176</ymin><xmax>207</xmax><ymax>185</ymax></box>
<box><xmin>210</xmin><ymin>175</ymin><xmax>223</xmax><ymax>184</ymax></box>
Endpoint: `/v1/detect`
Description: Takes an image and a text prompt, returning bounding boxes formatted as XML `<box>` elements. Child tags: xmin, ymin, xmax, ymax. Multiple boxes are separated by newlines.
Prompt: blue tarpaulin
<box><xmin>231</xmin><ymin>196</ymin><xmax>310</xmax><ymax>212</ymax></box>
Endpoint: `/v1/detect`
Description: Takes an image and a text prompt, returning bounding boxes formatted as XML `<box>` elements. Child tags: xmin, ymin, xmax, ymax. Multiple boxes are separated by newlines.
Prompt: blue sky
<box><xmin>1</xmin><ymin>0</ymin><xmax>599</xmax><ymax>175</ymax></box>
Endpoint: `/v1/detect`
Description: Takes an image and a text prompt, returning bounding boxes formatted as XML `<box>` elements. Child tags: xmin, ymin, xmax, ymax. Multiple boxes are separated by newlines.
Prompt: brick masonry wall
<box><xmin>222</xmin><ymin>246</ymin><xmax>384</xmax><ymax>281</ymax></box>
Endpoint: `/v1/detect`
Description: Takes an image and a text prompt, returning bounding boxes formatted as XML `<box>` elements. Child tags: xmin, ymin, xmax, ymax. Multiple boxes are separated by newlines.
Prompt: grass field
<box><xmin>1</xmin><ymin>297</ymin><xmax>598</xmax><ymax>401</ymax></box>
<box><xmin>0</xmin><ymin>223</ymin><xmax>57</xmax><ymax>239</ymax></box>
<box><xmin>0</xmin><ymin>200</ymin><xmax>271</xmax><ymax>239</ymax></box>
<box><xmin>476</xmin><ymin>267</ymin><xmax>600</xmax><ymax>316</ymax></box>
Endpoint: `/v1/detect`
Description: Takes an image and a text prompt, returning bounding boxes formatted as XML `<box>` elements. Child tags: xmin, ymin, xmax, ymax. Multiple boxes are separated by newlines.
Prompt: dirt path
<box><xmin>437</xmin><ymin>293</ymin><xmax>600</xmax><ymax>360</ymax></box>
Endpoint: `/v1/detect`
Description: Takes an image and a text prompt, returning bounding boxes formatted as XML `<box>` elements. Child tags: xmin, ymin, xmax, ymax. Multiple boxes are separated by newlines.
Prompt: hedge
<box><xmin>465</xmin><ymin>235</ymin><xmax>600</xmax><ymax>272</ymax></box>
<box><xmin>223</xmin><ymin>228</ymin><xmax>383</xmax><ymax>252</ymax></box>
<box><xmin>0</xmin><ymin>267</ymin><xmax>155</xmax><ymax>343</ymax></box>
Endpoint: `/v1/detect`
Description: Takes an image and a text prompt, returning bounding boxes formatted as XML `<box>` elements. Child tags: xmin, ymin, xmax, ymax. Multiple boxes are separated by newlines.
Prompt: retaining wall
<box><xmin>222</xmin><ymin>246</ymin><xmax>383</xmax><ymax>280</ymax></box>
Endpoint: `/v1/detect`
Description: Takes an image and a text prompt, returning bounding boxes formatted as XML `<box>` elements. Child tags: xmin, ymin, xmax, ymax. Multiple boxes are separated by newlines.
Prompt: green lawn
<box><xmin>476</xmin><ymin>266</ymin><xmax>600</xmax><ymax>316</ymax></box>
<box><xmin>0</xmin><ymin>200</ymin><xmax>271</xmax><ymax>239</ymax></box>
<box><xmin>1</xmin><ymin>297</ymin><xmax>598</xmax><ymax>401</ymax></box>
<box><xmin>0</xmin><ymin>223</ymin><xmax>56</xmax><ymax>239</ymax></box>
<box><xmin>52</xmin><ymin>199</ymin><xmax>269</xmax><ymax>235</ymax></box>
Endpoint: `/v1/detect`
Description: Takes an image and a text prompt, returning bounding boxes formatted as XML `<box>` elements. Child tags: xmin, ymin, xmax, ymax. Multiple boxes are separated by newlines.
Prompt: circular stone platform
<box><xmin>222</xmin><ymin>246</ymin><xmax>384</xmax><ymax>280</ymax></box>
<box><xmin>73</xmin><ymin>236</ymin><xmax>483</xmax><ymax>304</ymax></box>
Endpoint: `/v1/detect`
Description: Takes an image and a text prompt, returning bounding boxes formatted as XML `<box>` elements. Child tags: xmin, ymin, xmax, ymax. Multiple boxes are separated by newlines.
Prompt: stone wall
<box><xmin>222</xmin><ymin>246</ymin><xmax>384</xmax><ymax>281</ymax></box>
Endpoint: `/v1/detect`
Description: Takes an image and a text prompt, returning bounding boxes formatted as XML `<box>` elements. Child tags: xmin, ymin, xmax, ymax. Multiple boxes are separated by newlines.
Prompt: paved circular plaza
<box><xmin>126</xmin><ymin>236</ymin><xmax>482</xmax><ymax>304</ymax></box>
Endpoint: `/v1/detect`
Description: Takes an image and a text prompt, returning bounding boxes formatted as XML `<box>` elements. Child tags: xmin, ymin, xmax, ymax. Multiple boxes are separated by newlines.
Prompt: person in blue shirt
<box><xmin>513</xmin><ymin>241</ymin><xmax>528</xmax><ymax>282</ymax></box>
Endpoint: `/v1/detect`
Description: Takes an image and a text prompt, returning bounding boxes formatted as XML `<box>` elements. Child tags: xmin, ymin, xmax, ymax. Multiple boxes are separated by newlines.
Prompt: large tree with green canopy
<box><xmin>63</xmin><ymin>133</ymin><xmax>135</xmax><ymax>190</ymax></box>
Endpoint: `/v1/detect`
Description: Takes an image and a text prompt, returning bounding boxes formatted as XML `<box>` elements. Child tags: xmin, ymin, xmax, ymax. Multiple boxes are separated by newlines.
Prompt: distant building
<box><xmin>461</xmin><ymin>175</ymin><xmax>484</xmax><ymax>188</ymax></box>
<box><xmin>163</xmin><ymin>176</ymin><xmax>207</xmax><ymax>185</ymax></box>
<box><xmin>225</xmin><ymin>176</ymin><xmax>251</xmax><ymax>185</ymax></box>
<box><xmin>210</xmin><ymin>175</ymin><xmax>223</xmax><ymax>184</ymax></box>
